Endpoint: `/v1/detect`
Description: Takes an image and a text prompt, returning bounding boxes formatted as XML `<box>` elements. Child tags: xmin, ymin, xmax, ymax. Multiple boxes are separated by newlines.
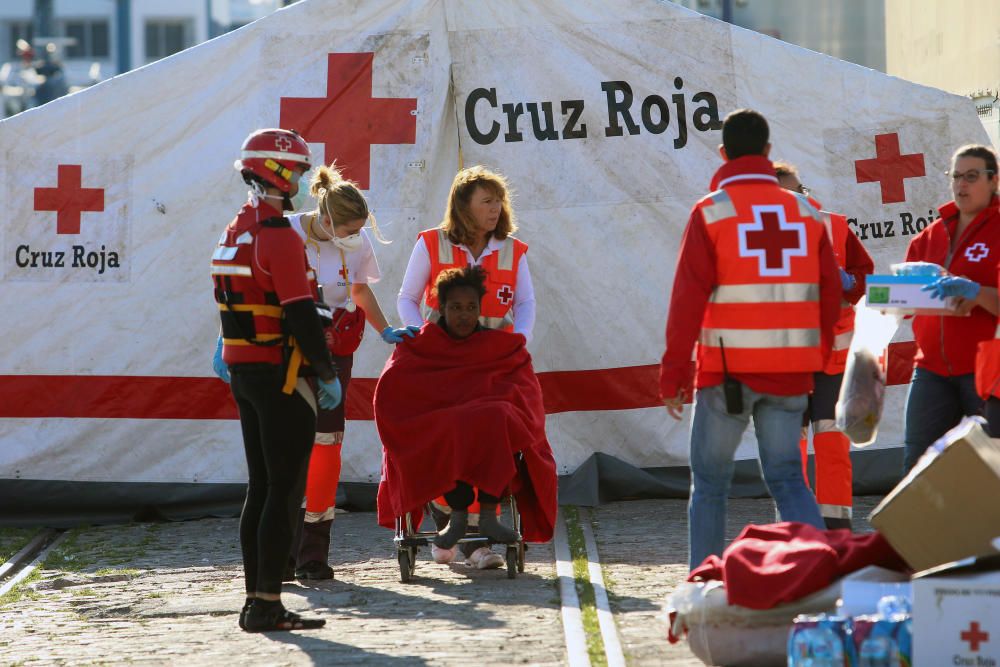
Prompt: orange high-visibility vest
<box><xmin>697</xmin><ymin>184</ymin><xmax>827</xmax><ymax>375</ymax></box>
<box><xmin>819</xmin><ymin>210</ymin><xmax>856</xmax><ymax>375</ymax></box>
<box><xmin>419</xmin><ymin>228</ymin><xmax>528</xmax><ymax>331</ymax></box>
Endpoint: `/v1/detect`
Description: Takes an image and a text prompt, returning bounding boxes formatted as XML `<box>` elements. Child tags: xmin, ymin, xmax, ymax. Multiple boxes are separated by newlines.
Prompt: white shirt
<box><xmin>288</xmin><ymin>213</ymin><xmax>381</xmax><ymax>309</ymax></box>
<box><xmin>396</xmin><ymin>233</ymin><xmax>536</xmax><ymax>343</ymax></box>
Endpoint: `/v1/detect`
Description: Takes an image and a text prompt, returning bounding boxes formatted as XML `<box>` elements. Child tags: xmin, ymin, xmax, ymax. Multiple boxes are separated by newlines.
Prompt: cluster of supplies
<box><xmin>668</xmin><ymin>412</ymin><xmax>1000</xmax><ymax>666</ymax></box>
<box><xmin>787</xmin><ymin>596</ymin><xmax>911</xmax><ymax>666</ymax></box>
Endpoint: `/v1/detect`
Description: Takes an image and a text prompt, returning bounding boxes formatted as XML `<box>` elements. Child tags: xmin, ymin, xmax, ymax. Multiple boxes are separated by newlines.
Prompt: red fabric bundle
<box><xmin>689</xmin><ymin>522</ymin><xmax>908</xmax><ymax>610</ymax></box>
<box><xmin>374</xmin><ymin>323</ymin><xmax>557</xmax><ymax>542</ymax></box>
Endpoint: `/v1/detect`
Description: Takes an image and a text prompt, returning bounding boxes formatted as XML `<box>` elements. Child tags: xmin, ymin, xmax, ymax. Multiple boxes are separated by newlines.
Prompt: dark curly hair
<box><xmin>433</xmin><ymin>265</ymin><xmax>487</xmax><ymax>309</ymax></box>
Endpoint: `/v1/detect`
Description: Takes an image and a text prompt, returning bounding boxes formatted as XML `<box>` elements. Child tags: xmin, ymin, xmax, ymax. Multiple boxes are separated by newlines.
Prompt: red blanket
<box><xmin>689</xmin><ymin>522</ymin><xmax>908</xmax><ymax>610</ymax></box>
<box><xmin>374</xmin><ymin>323</ymin><xmax>557</xmax><ymax>542</ymax></box>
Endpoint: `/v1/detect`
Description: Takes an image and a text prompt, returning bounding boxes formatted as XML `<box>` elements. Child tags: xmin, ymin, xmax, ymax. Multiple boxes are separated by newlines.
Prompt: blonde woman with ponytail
<box><xmin>286</xmin><ymin>163</ymin><xmax>418</xmax><ymax>580</ymax></box>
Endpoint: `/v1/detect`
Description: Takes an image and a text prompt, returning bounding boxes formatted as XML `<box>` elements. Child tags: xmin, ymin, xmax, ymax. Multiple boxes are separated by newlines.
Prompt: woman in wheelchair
<box><xmin>373</xmin><ymin>265</ymin><xmax>557</xmax><ymax>562</ymax></box>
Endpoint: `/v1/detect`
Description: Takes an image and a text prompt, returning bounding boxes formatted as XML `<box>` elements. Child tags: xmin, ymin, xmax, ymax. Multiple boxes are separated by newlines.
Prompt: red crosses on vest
<box><xmin>339</xmin><ymin>264</ymin><xmax>350</xmax><ymax>281</ymax></box>
<box><xmin>965</xmin><ymin>242</ymin><xmax>990</xmax><ymax>263</ymax></box>
<box><xmin>280</xmin><ymin>53</ymin><xmax>416</xmax><ymax>190</ymax></box>
<box><xmin>497</xmin><ymin>285</ymin><xmax>514</xmax><ymax>306</ymax></box>
<box><xmin>854</xmin><ymin>133</ymin><xmax>926</xmax><ymax>204</ymax></box>
<box><xmin>739</xmin><ymin>206</ymin><xmax>806</xmax><ymax>277</ymax></box>
<box><xmin>961</xmin><ymin>621</ymin><xmax>989</xmax><ymax>652</ymax></box>
<box><xmin>33</xmin><ymin>164</ymin><xmax>105</xmax><ymax>235</ymax></box>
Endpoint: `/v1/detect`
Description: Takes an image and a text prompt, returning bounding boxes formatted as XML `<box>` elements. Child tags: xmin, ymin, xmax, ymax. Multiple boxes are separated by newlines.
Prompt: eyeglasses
<box><xmin>949</xmin><ymin>169</ymin><xmax>997</xmax><ymax>183</ymax></box>
<box><xmin>796</xmin><ymin>184</ymin><xmax>811</xmax><ymax>196</ymax></box>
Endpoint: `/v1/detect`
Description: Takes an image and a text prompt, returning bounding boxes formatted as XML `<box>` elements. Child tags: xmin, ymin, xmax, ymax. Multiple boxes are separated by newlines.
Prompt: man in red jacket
<box><xmin>659</xmin><ymin>109</ymin><xmax>842</xmax><ymax>570</ymax></box>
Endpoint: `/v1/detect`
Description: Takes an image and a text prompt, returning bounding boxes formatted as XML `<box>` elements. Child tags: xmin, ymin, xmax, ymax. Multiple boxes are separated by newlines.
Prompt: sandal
<box><xmin>243</xmin><ymin>601</ymin><xmax>326</xmax><ymax>633</ymax></box>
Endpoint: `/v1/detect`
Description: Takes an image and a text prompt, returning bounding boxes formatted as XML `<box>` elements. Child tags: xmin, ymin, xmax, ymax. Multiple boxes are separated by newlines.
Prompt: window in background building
<box><xmin>63</xmin><ymin>20</ymin><xmax>110</xmax><ymax>59</ymax></box>
<box><xmin>145</xmin><ymin>20</ymin><xmax>191</xmax><ymax>62</ymax></box>
<box><xmin>9</xmin><ymin>21</ymin><xmax>34</xmax><ymax>59</ymax></box>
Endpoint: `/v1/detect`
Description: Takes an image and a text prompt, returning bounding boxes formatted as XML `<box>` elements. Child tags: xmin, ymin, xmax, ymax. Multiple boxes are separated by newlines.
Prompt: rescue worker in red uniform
<box><xmin>902</xmin><ymin>144</ymin><xmax>1000</xmax><ymax>471</ymax></box>
<box><xmin>211</xmin><ymin>128</ymin><xmax>341</xmax><ymax>632</ymax></box>
<box><xmin>659</xmin><ymin>109</ymin><xmax>842</xmax><ymax>570</ymax></box>
<box><xmin>396</xmin><ymin>165</ymin><xmax>535</xmax><ymax>570</ymax></box>
<box><xmin>774</xmin><ymin>161</ymin><xmax>874</xmax><ymax>530</ymax></box>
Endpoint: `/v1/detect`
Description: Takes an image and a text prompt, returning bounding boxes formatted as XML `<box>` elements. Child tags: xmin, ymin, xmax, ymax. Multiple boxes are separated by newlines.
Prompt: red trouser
<box><xmin>801</xmin><ymin>371</ymin><xmax>853</xmax><ymax>524</ymax></box>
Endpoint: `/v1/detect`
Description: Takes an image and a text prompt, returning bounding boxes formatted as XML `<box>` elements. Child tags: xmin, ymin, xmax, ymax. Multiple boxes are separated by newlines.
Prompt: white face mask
<box><xmin>332</xmin><ymin>232</ymin><xmax>363</xmax><ymax>252</ymax></box>
<box><xmin>289</xmin><ymin>172</ymin><xmax>312</xmax><ymax>211</ymax></box>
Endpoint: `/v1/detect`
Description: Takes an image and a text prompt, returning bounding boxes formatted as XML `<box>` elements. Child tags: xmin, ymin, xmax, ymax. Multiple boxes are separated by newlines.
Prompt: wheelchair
<box><xmin>393</xmin><ymin>494</ymin><xmax>526</xmax><ymax>582</ymax></box>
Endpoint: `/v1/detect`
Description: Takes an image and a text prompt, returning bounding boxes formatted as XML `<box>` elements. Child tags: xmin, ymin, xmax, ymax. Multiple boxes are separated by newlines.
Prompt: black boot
<box><xmin>434</xmin><ymin>510</ymin><xmax>468</xmax><ymax>549</ymax></box>
<box><xmin>477</xmin><ymin>503</ymin><xmax>519</xmax><ymax>543</ymax></box>
<box><xmin>296</xmin><ymin>519</ymin><xmax>334</xmax><ymax>580</ymax></box>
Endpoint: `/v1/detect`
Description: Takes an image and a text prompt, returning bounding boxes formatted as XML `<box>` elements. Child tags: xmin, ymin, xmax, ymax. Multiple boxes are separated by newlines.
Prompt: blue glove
<box><xmin>921</xmin><ymin>276</ymin><xmax>981</xmax><ymax>301</ymax></box>
<box><xmin>380</xmin><ymin>325</ymin><xmax>419</xmax><ymax>344</ymax></box>
<box><xmin>840</xmin><ymin>268</ymin><xmax>856</xmax><ymax>292</ymax></box>
<box><xmin>893</xmin><ymin>261</ymin><xmax>944</xmax><ymax>277</ymax></box>
<box><xmin>317</xmin><ymin>376</ymin><xmax>342</xmax><ymax>410</ymax></box>
<box><xmin>212</xmin><ymin>336</ymin><xmax>230</xmax><ymax>384</ymax></box>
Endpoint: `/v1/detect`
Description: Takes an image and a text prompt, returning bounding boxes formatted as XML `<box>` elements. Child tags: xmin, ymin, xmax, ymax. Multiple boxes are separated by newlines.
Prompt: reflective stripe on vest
<box><xmin>710</xmin><ymin>283</ymin><xmax>819</xmax><ymax>304</ymax></box>
<box><xmin>700</xmin><ymin>327</ymin><xmax>820</xmax><ymax>349</ymax></box>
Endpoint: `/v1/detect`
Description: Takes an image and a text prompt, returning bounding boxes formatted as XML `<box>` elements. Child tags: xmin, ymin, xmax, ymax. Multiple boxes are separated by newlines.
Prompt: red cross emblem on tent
<box><xmin>965</xmin><ymin>242</ymin><xmax>990</xmax><ymax>262</ymax></box>
<box><xmin>961</xmin><ymin>621</ymin><xmax>989</xmax><ymax>651</ymax></box>
<box><xmin>33</xmin><ymin>164</ymin><xmax>105</xmax><ymax>235</ymax></box>
<box><xmin>280</xmin><ymin>53</ymin><xmax>417</xmax><ymax>190</ymax></box>
<box><xmin>854</xmin><ymin>133</ymin><xmax>926</xmax><ymax>204</ymax></box>
<box><xmin>497</xmin><ymin>284</ymin><xmax>514</xmax><ymax>305</ymax></box>
<box><xmin>738</xmin><ymin>206</ymin><xmax>806</xmax><ymax>277</ymax></box>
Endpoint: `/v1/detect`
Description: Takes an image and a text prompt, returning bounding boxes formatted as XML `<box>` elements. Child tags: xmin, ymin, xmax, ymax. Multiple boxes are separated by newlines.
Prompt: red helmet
<box><xmin>237</xmin><ymin>128</ymin><xmax>311</xmax><ymax>193</ymax></box>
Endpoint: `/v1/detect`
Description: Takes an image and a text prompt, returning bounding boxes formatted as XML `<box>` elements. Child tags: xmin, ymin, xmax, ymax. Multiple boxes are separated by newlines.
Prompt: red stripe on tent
<box><xmin>0</xmin><ymin>342</ymin><xmax>918</xmax><ymax>420</ymax></box>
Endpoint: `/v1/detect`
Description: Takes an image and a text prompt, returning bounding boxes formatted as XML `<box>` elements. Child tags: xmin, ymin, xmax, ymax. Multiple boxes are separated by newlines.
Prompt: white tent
<box><xmin>0</xmin><ymin>0</ymin><xmax>988</xmax><ymax>522</ymax></box>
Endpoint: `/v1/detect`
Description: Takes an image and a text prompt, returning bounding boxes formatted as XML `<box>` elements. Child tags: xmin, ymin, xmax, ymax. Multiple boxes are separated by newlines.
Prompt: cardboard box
<box><xmin>912</xmin><ymin>555</ymin><xmax>1000</xmax><ymax>666</ymax></box>
<box><xmin>865</xmin><ymin>274</ymin><xmax>957</xmax><ymax>314</ymax></box>
<box><xmin>870</xmin><ymin>419</ymin><xmax>1000</xmax><ymax>571</ymax></box>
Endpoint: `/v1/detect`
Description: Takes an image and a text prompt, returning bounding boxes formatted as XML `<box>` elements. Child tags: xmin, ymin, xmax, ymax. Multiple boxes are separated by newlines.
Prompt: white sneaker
<box><xmin>431</xmin><ymin>544</ymin><xmax>457</xmax><ymax>564</ymax></box>
<box><xmin>466</xmin><ymin>546</ymin><xmax>504</xmax><ymax>570</ymax></box>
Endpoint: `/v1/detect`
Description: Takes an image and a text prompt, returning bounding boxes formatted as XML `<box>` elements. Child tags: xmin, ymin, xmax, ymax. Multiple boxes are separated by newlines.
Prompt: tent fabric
<box><xmin>0</xmin><ymin>0</ymin><xmax>989</xmax><ymax>519</ymax></box>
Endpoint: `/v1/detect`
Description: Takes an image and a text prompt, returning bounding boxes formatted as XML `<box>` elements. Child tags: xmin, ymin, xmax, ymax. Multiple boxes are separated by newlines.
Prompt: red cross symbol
<box><xmin>497</xmin><ymin>285</ymin><xmax>514</xmax><ymax>305</ymax></box>
<box><xmin>280</xmin><ymin>53</ymin><xmax>417</xmax><ymax>190</ymax></box>
<box><xmin>739</xmin><ymin>206</ymin><xmax>806</xmax><ymax>276</ymax></box>
<box><xmin>961</xmin><ymin>621</ymin><xmax>989</xmax><ymax>652</ymax></box>
<box><xmin>965</xmin><ymin>242</ymin><xmax>990</xmax><ymax>262</ymax></box>
<box><xmin>33</xmin><ymin>164</ymin><xmax>105</xmax><ymax>235</ymax></box>
<box><xmin>854</xmin><ymin>133</ymin><xmax>926</xmax><ymax>204</ymax></box>
<box><xmin>275</xmin><ymin>135</ymin><xmax>292</xmax><ymax>152</ymax></box>
<box><xmin>339</xmin><ymin>264</ymin><xmax>350</xmax><ymax>280</ymax></box>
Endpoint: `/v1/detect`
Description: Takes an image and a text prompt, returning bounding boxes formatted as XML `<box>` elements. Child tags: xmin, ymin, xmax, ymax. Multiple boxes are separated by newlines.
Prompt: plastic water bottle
<box><xmin>858</xmin><ymin>632</ymin><xmax>898</xmax><ymax>667</ymax></box>
<box><xmin>788</xmin><ymin>625</ymin><xmax>844</xmax><ymax>666</ymax></box>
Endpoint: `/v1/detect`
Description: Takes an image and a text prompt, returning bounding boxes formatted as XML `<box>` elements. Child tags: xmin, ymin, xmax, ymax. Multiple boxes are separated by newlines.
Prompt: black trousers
<box><xmin>230</xmin><ymin>364</ymin><xmax>316</xmax><ymax>595</ymax></box>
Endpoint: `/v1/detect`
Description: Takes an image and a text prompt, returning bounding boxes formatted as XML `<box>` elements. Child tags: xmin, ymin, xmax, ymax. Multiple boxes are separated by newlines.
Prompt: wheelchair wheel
<box><xmin>505</xmin><ymin>546</ymin><xmax>517</xmax><ymax>579</ymax></box>
<box><xmin>398</xmin><ymin>549</ymin><xmax>413</xmax><ymax>583</ymax></box>
<box><xmin>517</xmin><ymin>542</ymin><xmax>526</xmax><ymax>573</ymax></box>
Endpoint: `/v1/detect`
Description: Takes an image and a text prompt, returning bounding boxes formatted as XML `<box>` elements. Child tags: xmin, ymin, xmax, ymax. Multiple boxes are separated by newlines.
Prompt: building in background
<box><xmin>885</xmin><ymin>0</ymin><xmax>1000</xmax><ymax>149</ymax></box>
<box><xmin>0</xmin><ymin>0</ymin><xmax>289</xmax><ymax>116</ymax></box>
<box><xmin>671</xmin><ymin>0</ymin><xmax>886</xmax><ymax>71</ymax></box>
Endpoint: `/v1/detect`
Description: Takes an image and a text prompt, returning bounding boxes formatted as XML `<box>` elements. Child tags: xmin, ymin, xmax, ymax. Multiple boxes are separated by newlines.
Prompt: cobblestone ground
<box><xmin>0</xmin><ymin>513</ymin><xmax>564</xmax><ymax>666</ymax></box>
<box><xmin>592</xmin><ymin>496</ymin><xmax>881</xmax><ymax>667</ymax></box>
<box><xmin>0</xmin><ymin>497</ymin><xmax>883</xmax><ymax>666</ymax></box>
